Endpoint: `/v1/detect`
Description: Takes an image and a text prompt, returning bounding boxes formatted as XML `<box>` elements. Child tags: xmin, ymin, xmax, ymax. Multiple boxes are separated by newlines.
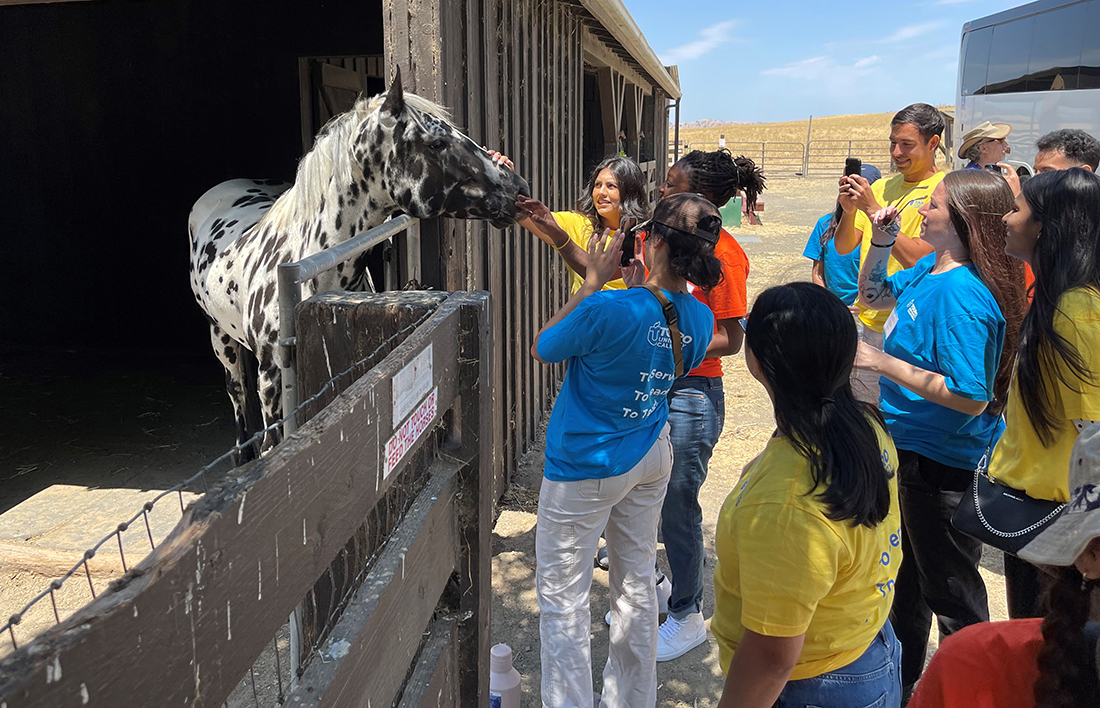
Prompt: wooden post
<box><xmin>454</xmin><ymin>292</ymin><xmax>493</xmax><ymax>707</ymax></box>
<box><xmin>624</xmin><ymin>83</ymin><xmax>643</xmax><ymax>162</ymax></box>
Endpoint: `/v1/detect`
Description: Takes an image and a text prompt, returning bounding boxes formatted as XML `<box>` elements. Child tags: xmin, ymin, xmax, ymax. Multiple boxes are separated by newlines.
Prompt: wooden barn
<box><xmin>0</xmin><ymin>0</ymin><xmax>679</xmax><ymax>499</ymax></box>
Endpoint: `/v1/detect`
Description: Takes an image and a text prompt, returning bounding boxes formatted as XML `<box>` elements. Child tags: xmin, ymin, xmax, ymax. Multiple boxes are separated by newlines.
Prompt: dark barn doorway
<box><xmin>0</xmin><ymin>0</ymin><xmax>385</xmax><ymax>517</ymax></box>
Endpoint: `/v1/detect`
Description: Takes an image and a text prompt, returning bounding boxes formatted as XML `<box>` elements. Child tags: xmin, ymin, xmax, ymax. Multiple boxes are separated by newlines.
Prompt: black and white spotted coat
<box><xmin>188</xmin><ymin>70</ymin><xmax>529</xmax><ymax>456</ymax></box>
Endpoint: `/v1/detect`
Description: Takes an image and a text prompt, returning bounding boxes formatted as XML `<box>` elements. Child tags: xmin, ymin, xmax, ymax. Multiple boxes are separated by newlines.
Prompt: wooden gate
<box><xmin>0</xmin><ymin>291</ymin><xmax>494</xmax><ymax>707</ymax></box>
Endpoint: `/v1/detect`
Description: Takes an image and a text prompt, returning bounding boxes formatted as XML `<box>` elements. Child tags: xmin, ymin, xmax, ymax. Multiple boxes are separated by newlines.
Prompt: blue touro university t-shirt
<box><xmin>536</xmin><ymin>288</ymin><xmax>714</xmax><ymax>482</ymax></box>
<box><xmin>879</xmin><ymin>254</ymin><xmax>1006</xmax><ymax>469</ymax></box>
<box><xmin>802</xmin><ymin>213</ymin><xmax>860</xmax><ymax>306</ymax></box>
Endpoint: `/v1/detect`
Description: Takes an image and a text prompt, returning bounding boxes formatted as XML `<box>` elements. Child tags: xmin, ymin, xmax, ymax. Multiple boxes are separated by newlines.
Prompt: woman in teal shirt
<box><xmin>853</xmin><ymin>169</ymin><xmax>1028</xmax><ymax>698</ymax></box>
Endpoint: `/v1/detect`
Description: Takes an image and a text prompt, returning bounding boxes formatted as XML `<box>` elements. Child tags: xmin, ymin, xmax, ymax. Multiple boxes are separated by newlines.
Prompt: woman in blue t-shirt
<box><xmin>853</xmin><ymin>169</ymin><xmax>1028</xmax><ymax>698</ymax></box>
<box><xmin>531</xmin><ymin>193</ymin><xmax>718</xmax><ymax>708</ymax></box>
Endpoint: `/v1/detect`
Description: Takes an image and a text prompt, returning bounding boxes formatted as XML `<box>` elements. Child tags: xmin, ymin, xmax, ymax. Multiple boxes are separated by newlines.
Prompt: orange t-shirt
<box><xmin>909</xmin><ymin>619</ymin><xmax>1043</xmax><ymax>708</ymax></box>
<box><xmin>687</xmin><ymin>228</ymin><xmax>748</xmax><ymax>378</ymax></box>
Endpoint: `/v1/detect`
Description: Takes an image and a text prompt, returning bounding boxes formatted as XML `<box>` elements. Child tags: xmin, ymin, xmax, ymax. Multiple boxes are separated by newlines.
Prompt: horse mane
<box><xmin>260</xmin><ymin>91</ymin><xmax>455</xmax><ymax>233</ymax></box>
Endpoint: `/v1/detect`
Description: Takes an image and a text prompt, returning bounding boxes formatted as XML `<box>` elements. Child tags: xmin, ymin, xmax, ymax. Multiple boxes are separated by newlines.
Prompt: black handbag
<box><xmin>950</xmin><ymin>427</ymin><xmax>1066</xmax><ymax>556</ymax></box>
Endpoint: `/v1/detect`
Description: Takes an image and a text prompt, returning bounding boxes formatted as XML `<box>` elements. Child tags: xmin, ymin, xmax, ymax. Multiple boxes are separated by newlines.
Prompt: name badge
<box><xmin>884</xmin><ymin>309</ymin><xmax>899</xmax><ymax>339</ymax></box>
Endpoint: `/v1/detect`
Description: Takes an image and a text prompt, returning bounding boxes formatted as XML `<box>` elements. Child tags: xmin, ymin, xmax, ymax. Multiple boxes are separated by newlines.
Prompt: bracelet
<box><xmin>871</xmin><ymin>240</ymin><xmax>896</xmax><ymax>248</ymax></box>
<box><xmin>552</xmin><ymin>240</ymin><xmax>568</xmax><ymax>251</ymax></box>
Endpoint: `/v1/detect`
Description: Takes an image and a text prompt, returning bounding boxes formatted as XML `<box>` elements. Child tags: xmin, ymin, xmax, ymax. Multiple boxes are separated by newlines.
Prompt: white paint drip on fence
<box><xmin>303</xmin><ymin>518</ymin><xmax>307</xmax><ymax>545</ymax></box>
<box><xmin>45</xmin><ymin>656</ymin><xmax>61</xmax><ymax>683</ymax></box>
<box><xmin>322</xmin><ymin>336</ymin><xmax>334</xmax><ymax>382</ymax></box>
<box><xmin>257</xmin><ymin>560</ymin><xmax>262</xmax><ymax>600</ymax></box>
<box><xmin>238</xmin><ymin>492</ymin><xmax>247</xmax><ymax>525</ymax></box>
<box><xmin>80</xmin><ymin>683</ymin><xmax>89</xmax><ymax>704</ymax></box>
<box><xmin>227</xmin><ymin>600</ymin><xmax>232</xmax><ymax>640</ymax></box>
<box><xmin>275</xmin><ymin>535</ymin><xmax>280</xmax><ymax>584</ymax></box>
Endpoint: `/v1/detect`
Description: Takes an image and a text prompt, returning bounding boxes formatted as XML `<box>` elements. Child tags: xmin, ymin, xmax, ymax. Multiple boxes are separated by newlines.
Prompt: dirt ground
<box><xmin>489</xmin><ymin>176</ymin><xmax>1009</xmax><ymax>707</ymax></box>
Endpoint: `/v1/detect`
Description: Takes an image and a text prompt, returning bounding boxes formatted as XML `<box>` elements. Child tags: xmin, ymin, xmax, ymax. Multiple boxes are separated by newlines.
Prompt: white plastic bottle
<box><xmin>489</xmin><ymin>643</ymin><xmax>521</xmax><ymax>708</ymax></box>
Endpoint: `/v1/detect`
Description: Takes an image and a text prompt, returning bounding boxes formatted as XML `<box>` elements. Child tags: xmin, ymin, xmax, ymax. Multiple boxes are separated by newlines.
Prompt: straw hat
<box><xmin>957</xmin><ymin>121</ymin><xmax>1012</xmax><ymax>159</ymax></box>
<box><xmin>1019</xmin><ymin>422</ymin><xmax>1100</xmax><ymax>566</ymax></box>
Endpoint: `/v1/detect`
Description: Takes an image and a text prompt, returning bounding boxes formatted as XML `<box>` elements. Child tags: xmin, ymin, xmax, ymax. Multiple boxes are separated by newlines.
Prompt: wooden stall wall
<box><xmin>385</xmin><ymin>0</ymin><xmax>584</xmax><ymax>498</ymax></box>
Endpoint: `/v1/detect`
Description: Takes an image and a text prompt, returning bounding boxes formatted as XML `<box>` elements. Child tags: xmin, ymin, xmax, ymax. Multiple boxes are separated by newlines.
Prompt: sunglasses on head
<box><xmin>738</xmin><ymin>316</ymin><xmax>748</xmax><ymax>333</ymax></box>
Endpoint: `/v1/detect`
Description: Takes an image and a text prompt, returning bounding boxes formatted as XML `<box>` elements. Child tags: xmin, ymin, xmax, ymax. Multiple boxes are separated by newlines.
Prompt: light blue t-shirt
<box><xmin>536</xmin><ymin>288</ymin><xmax>714</xmax><ymax>482</ymax></box>
<box><xmin>879</xmin><ymin>254</ymin><xmax>1006</xmax><ymax>469</ymax></box>
<box><xmin>802</xmin><ymin>213</ymin><xmax>860</xmax><ymax>306</ymax></box>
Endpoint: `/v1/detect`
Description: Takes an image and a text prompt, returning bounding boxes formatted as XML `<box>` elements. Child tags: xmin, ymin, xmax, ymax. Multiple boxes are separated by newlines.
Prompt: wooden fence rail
<box><xmin>0</xmin><ymin>291</ymin><xmax>493</xmax><ymax>708</ymax></box>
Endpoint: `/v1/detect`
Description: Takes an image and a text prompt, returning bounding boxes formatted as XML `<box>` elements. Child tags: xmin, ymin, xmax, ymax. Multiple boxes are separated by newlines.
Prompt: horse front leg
<box><xmin>256</xmin><ymin>362</ymin><xmax>284</xmax><ymax>453</ymax></box>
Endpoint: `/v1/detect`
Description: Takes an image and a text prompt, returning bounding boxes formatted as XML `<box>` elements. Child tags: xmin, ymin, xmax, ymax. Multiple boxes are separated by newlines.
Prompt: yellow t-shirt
<box><xmin>552</xmin><ymin>211</ymin><xmax>627</xmax><ymax>295</ymax></box>
<box><xmin>712</xmin><ymin>425</ymin><xmax>902</xmax><ymax>681</ymax></box>
<box><xmin>989</xmin><ymin>288</ymin><xmax>1100</xmax><ymax>502</ymax></box>
<box><xmin>853</xmin><ymin>171</ymin><xmax>945</xmax><ymax>331</ymax></box>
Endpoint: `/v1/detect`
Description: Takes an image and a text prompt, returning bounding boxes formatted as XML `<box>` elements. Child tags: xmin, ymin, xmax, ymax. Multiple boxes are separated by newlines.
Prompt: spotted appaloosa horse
<box><xmin>189</xmin><ymin>69</ymin><xmax>529</xmax><ymax>458</ymax></box>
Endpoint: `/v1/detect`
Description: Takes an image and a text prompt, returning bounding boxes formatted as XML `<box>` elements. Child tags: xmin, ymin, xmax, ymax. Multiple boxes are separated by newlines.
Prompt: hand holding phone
<box><xmin>845</xmin><ymin>157</ymin><xmax>862</xmax><ymax>177</ymax></box>
<box><xmin>619</xmin><ymin>217</ymin><xmax>639</xmax><ymax>268</ymax></box>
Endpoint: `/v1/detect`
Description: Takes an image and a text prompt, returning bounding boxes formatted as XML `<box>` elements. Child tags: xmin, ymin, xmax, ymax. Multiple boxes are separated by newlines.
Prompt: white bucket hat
<box><xmin>1019</xmin><ymin>422</ymin><xmax>1100</xmax><ymax>566</ymax></box>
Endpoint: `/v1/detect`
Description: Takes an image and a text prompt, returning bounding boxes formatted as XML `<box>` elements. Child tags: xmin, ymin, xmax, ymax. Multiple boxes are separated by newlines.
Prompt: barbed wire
<box><xmin>1</xmin><ymin>307</ymin><xmax>438</xmax><ymax>653</ymax></box>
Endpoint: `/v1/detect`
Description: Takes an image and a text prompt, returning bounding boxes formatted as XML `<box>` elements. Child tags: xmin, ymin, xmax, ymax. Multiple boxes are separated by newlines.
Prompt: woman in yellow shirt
<box><xmin>995</xmin><ymin>168</ymin><xmax>1100</xmax><ymax>617</ymax></box>
<box><xmin>714</xmin><ymin>282</ymin><xmax>903</xmax><ymax>708</ymax></box>
<box><xmin>503</xmin><ymin>154</ymin><xmax>651</xmax><ymax>294</ymax></box>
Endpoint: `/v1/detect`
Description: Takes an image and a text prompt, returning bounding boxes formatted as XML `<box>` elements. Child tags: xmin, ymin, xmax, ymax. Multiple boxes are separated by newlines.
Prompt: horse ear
<box><xmin>382</xmin><ymin>66</ymin><xmax>405</xmax><ymax>117</ymax></box>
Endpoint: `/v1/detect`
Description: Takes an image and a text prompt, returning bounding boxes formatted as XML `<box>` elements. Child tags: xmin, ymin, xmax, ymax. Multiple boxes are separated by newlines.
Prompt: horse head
<box><xmin>362</xmin><ymin>69</ymin><xmax>530</xmax><ymax>228</ymax></box>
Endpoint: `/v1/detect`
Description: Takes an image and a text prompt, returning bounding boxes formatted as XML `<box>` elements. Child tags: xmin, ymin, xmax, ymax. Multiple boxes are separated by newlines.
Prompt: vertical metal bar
<box><xmin>407</xmin><ymin>219</ymin><xmax>422</xmax><ymax>284</ymax></box>
<box><xmin>383</xmin><ymin>241</ymin><xmax>396</xmax><ymax>292</ymax></box>
<box><xmin>49</xmin><ymin>583</ymin><xmax>61</xmax><ymax>623</ymax></box>
<box><xmin>116</xmin><ymin>529</ymin><xmax>128</xmax><ymax>573</ymax></box>
<box><xmin>84</xmin><ymin>558</ymin><xmax>96</xmax><ymax>598</ymax></box>
<box><xmin>277</xmin><ymin>261</ymin><xmax>303</xmax><ymax>438</ymax></box>
<box><xmin>289</xmin><ymin>607</ymin><xmax>303</xmax><ymax>690</ymax></box>
<box><xmin>673</xmin><ymin>98</ymin><xmax>680</xmax><ymax>163</ymax></box>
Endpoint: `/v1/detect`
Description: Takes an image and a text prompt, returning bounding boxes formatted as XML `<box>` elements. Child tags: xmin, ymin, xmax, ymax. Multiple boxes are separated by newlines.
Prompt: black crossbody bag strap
<box><xmin>642</xmin><ymin>283</ymin><xmax>684</xmax><ymax>377</ymax></box>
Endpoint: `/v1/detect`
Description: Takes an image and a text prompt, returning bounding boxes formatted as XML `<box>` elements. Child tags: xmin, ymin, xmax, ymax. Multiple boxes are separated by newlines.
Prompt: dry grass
<box><xmin>677</xmin><ymin>106</ymin><xmax>955</xmax><ymax>148</ymax></box>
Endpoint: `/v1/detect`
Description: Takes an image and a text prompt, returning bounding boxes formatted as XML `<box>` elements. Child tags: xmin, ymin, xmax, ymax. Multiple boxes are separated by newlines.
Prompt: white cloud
<box><xmin>763</xmin><ymin>55</ymin><xmax>880</xmax><ymax>80</ymax></box>
<box><xmin>922</xmin><ymin>44</ymin><xmax>959</xmax><ymax>60</ymax></box>
<box><xmin>658</xmin><ymin>20</ymin><xmax>739</xmax><ymax>64</ymax></box>
<box><xmin>878</xmin><ymin>21</ymin><xmax>946</xmax><ymax>43</ymax></box>
<box><xmin>761</xmin><ymin>54</ymin><xmax>886</xmax><ymax>97</ymax></box>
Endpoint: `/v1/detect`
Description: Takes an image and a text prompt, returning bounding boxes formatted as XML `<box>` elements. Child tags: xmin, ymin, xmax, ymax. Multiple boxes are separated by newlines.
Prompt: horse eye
<box><xmin>431</xmin><ymin>139</ymin><xmax>447</xmax><ymax>151</ymax></box>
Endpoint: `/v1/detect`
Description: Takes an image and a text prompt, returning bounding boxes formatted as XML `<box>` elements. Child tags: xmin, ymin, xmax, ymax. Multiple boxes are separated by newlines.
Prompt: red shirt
<box><xmin>688</xmin><ymin>229</ymin><xmax>749</xmax><ymax>378</ymax></box>
<box><xmin>909</xmin><ymin>619</ymin><xmax>1043</xmax><ymax>708</ymax></box>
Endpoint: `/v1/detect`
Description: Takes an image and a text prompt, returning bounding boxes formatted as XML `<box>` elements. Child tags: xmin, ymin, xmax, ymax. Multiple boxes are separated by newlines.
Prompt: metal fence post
<box><xmin>407</xmin><ymin>220</ymin><xmax>422</xmax><ymax>284</ymax></box>
<box><xmin>277</xmin><ymin>261</ymin><xmax>303</xmax><ymax>438</ymax></box>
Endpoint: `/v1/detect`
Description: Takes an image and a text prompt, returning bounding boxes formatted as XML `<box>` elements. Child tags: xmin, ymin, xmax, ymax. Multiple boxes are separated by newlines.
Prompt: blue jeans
<box><xmin>660</xmin><ymin>376</ymin><xmax>724</xmax><ymax>619</ymax></box>
<box><xmin>774</xmin><ymin>621</ymin><xmax>902</xmax><ymax>708</ymax></box>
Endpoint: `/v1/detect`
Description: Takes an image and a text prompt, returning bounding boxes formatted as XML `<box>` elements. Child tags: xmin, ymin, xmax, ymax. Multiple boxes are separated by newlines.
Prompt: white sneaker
<box><xmin>656</xmin><ymin>612</ymin><xmax>707</xmax><ymax>662</ymax></box>
<box><xmin>605</xmin><ymin>575</ymin><xmax>674</xmax><ymax>626</ymax></box>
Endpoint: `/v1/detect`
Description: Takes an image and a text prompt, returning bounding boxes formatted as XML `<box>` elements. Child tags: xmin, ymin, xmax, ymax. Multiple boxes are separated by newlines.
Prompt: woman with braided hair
<box><xmin>909</xmin><ymin>422</ymin><xmax>1100</xmax><ymax>708</ymax></box>
<box><xmin>649</xmin><ymin>149</ymin><xmax>766</xmax><ymax>661</ymax></box>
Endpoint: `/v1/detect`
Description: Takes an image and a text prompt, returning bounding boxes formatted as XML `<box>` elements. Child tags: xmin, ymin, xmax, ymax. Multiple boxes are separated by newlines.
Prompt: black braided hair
<box><xmin>677</xmin><ymin>149</ymin><xmax>767</xmax><ymax>211</ymax></box>
<box><xmin>1035</xmin><ymin>566</ymin><xmax>1100</xmax><ymax>708</ymax></box>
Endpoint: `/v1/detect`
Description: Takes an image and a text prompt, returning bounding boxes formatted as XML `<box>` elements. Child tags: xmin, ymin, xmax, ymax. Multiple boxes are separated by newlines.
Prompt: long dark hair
<box><xmin>677</xmin><ymin>149</ymin><xmax>767</xmax><ymax>210</ymax></box>
<box><xmin>651</xmin><ymin>222</ymin><xmax>722</xmax><ymax>289</ymax></box>
<box><xmin>574</xmin><ymin>155</ymin><xmax>650</xmax><ymax>232</ymax></box>
<box><xmin>942</xmin><ymin>170</ymin><xmax>1028</xmax><ymax>414</ymax></box>
<box><xmin>1035</xmin><ymin>565</ymin><xmax>1100</xmax><ymax>707</ymax></box>
<box><xmin>745</xmin><ymin>283</ymin><xmax>893</xmax><ymax>527</ymax></box>
<box><xmin>1017</xmin><ymin>169</ymin><xmax>1100</xmax><ymax>445</ymax></box>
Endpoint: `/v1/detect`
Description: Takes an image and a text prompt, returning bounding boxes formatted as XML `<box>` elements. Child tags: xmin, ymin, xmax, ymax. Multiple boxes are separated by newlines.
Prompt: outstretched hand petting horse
<box><xmin>188</xmin><ymin>68</ymin><xmax>530</xmax><ymax>460</ymax></box>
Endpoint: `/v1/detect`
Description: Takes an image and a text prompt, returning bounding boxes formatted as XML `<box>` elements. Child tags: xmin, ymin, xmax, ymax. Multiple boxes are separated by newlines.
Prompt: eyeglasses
<box><xmin>738</xmin><ymin>317</ymin><xmax>748</xmax><ymax>333</ymax></box>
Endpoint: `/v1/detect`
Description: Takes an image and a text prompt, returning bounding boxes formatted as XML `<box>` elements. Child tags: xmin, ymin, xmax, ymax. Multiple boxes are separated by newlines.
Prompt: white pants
<box><xmin>536</xmin><ymin>426</ymin><xmax>673</xmax><ymax>708</ymax></box>
<box><xmin>852</xmin><ymin>326</ymin><xmax>884</xmax><ymax>406</ymax></box>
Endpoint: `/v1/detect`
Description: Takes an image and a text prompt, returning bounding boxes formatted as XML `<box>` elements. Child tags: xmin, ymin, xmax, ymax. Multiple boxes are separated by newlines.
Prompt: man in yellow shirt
<box><xmin>834</xmin><ymin>103</ymin><xmax>947</xmax><ymax>404</ymax></box>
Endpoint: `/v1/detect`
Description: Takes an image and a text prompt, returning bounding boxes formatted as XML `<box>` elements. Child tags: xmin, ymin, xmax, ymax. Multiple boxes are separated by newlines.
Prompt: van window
<box><xmin>986</xmin><ymin>17</ymin><xmax>1033</xmax><ymax>94</ymax></box>
<box><xmin>1025</xmin><ymin>4</ymin><xmax>1086</xmax><ymax>91</ymax></box>
<box><xmin>1081</xmin><ymin>2</ymin><xmax>1100</xmax><ymax>90</ymax></box>
<box><xmin>961</xmin><ymin>26</ymin><xmax>993</xmax><ymax>96</ymax></box>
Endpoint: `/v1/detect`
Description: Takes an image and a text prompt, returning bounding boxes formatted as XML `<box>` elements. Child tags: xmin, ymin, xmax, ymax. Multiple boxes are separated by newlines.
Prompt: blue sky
<box><xmin>626</xmin><ymin>0</ymin><xmax>1025</xmax><ymax>123</ymax></box>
